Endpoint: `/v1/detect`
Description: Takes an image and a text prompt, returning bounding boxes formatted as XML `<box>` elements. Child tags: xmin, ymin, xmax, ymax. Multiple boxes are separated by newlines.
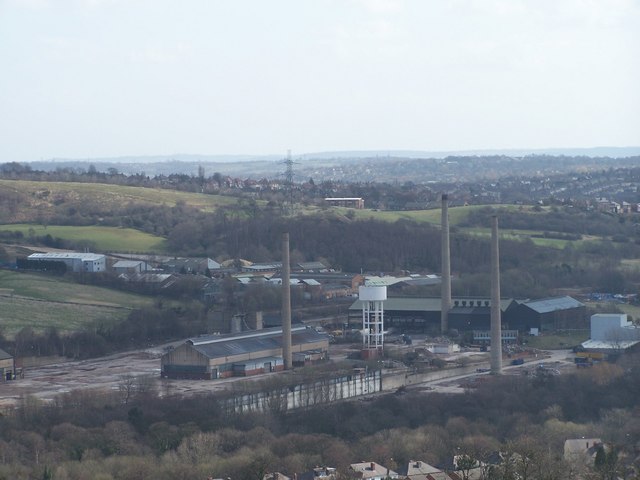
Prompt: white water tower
<box><xmin>359</xmin><ymin>285</ymin><xmax>387</xmax><ymax>355</ymax></box>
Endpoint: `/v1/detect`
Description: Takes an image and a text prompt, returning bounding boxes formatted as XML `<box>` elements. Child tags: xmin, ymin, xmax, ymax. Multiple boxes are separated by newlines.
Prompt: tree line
<box><xmin>0</xmin><ymin>354</ymin><xmax>637</xmax><ymax>479</ymax></box>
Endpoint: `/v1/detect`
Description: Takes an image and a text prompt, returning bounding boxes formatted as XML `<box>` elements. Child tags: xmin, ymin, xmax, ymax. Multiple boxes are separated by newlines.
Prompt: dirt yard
<box><xmin>0</xmin><ymin>338</ymin><xmax>574</xmax><ymax>411</ymax></box>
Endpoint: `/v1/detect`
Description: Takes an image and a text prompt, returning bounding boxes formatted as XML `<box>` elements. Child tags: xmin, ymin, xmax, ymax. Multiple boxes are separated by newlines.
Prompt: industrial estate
<box><xmin>1</xmin><ymin>161</ymin><xmax>640</xmax><ymax>479</ymax></box>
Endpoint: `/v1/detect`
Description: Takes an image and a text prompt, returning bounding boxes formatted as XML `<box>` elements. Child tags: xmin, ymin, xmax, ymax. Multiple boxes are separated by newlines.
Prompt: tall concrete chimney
<box><xmin>440</xmin><ymin>193</ymin><xmax>452</xmax><ymax>333</ymax></box>
<box><xmin>490</xmin><ymin>215</ymin><xmax>503</xmax><ymax>375</ymax></box>
<box><xmin>281</xmin><ymin>232</ymin><xmax>293</xmax><ymax>370</ymax></box>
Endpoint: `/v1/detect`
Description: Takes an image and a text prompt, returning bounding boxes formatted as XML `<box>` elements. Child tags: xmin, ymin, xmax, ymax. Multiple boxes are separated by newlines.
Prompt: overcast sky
<box><xmin>1</xmin><ymin>0</ymin><xmax>639</xmax><ymax>162</ymax></box>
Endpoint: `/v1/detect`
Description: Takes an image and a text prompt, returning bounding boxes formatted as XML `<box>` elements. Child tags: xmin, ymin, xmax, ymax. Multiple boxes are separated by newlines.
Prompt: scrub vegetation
<box><xmin>0</xmin><ymin>355</ymin><xmax>637</xmax><ymax>479</ymax></box>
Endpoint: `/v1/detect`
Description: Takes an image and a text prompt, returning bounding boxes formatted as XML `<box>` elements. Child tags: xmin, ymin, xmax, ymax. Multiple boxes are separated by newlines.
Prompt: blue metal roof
<box><xmin>188</xmin><ymin>326</ymin><xmax>328</xmax><ymax>359</ymax></box>
<box><xmin>523</xmin><ymin>296</ymin><xmax>584</xmax><ymax>314</ymax></box>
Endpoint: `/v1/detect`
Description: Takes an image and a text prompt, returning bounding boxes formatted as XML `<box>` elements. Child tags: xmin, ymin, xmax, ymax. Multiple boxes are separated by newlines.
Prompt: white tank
<box><xmin>359</xmin><ymin>285</ymin><xmax>387</xmax><ymax>301</ymax></box>
<box><xmin>359</xmin><ymin>286</ymin><xmax>387</xmax><ymax>351</ymax></box>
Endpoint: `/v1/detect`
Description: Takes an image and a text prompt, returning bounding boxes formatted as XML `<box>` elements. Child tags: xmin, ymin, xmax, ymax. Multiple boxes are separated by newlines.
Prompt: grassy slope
<box><xmin>0</xmin><ymin>178</ymin><xmax>238</xmax><ymax>212</ymax></box>
<box><xmin>525</xmin><ymin>330</ymin><xmax>590</xmax><ymax>350</ymax></box>
<box><xmin>349</xmin><ymin>204</ymin><xmax>493</xmax><ymax>225</ymax></box>
<box><xmin>0</xmin><ymin>270</ymin><xmax>154</xmax><ymax>337</ymax></box>
<box><xmin>2</xmin><ymin>179</ymin><xmax>606</xmax><ymax>250</ymax></box>
<box><xmin>0</xmin><ymin>178</ymin><xmax>243</xmax><ymax>251</ymax></box>
<box><xmin>348</xmin><ymin>204</ymin><xmax>602</xmax><ymax>249</ymax></box>
<box><xmin>0</xmin><ymin>224</ymin><xmax>166</xmax><ymax>252</ymax></box>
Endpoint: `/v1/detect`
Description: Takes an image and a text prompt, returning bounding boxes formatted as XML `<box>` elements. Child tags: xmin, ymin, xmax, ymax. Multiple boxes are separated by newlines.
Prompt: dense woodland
<box><xmin>0</xmin><ymin>356</ymin><xmax>638</xmax><ymax>479</ymax></box>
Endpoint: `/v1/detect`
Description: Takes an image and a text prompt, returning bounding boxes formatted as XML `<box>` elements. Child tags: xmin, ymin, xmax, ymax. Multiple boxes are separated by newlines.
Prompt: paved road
<box><xmin>405</xmin><ymin>349</ymin><xmax>574</xmax><ymax>394</ymax></box>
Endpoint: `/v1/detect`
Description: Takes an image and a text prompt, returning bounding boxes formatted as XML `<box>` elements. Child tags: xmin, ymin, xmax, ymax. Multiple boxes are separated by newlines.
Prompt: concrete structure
<box><xmin>441</xmin><ymin>193</ymin><xmax>452</xmax><ymax>333</ymax></box>
<box><xmin>324</xmin><ymin>197</ymin><xmax>365</xmax><ymax>209</ymax></box>
<box><xmin>282</xmin><ymin>233</ymin><xmax>292</xmax><ymax>370</ymax></box>
<box><xmin>0</xmin><ymin>348</ymin><xmax>15</xmax><ymax>382</ymax></box>
<box><xmin>161</xmin><ymin>326</ymin><xmax>328</xmax><ymax>379</ymax></box>
<box><xmin>224</xmin><ymin>368</ymin><xmax>381</xmax><ymax>413</ymax></box>
<box><xmin>27</xmin><ymin>252</ymin><xmax>106</xmax><ymax>272</ymax></box>
<box><xmin>490</xmin><ymin>215</ymin><xmax>502</xmax><ymax>375</ymax></box>
<box><xmin>359</xmin><ymin>285</ymin><xmax>387</xmax><ymax>354</ymax></box>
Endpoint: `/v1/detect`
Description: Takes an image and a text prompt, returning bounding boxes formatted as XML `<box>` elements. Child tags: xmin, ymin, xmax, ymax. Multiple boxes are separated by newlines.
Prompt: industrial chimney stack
<box><xmin>281</xmin><ymin>233</ymin><xmax>293</xmax><ymax>370</ymax></box>
<box><xmin>490</xmin><ymin>215</ymin><xmax>503</xmax><ymax>375</ymax></box>
<box><xmin>440</xmin><ymin>194</ymin><xmax>452</xmax><ymax>333</ymax></box>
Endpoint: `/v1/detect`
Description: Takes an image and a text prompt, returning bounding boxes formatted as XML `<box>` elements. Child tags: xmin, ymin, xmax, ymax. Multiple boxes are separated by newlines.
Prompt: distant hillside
<box><xmin>24</xmin><ymin>147</ymin><xmax>640</xmax><ymax>181</ymax></box>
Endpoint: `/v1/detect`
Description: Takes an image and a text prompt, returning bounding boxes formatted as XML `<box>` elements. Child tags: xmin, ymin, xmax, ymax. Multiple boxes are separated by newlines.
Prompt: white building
<box><xmin>425</xmin><ymin>343</ymin><xmax>461</xmax><ymax>354</ymax></box>
<box><xmin>27</xmin><ymin>252</ymin><xmax>106</xmax><ymax>273</ymax></box>
<box><xmin>582</xmin><ymin>313</ymin><xmax>640</xmax><ymax>351</ymax></box>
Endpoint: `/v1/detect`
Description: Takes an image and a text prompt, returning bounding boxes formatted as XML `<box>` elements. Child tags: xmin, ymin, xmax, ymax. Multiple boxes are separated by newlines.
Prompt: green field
<box><xmin>0</xmin><ymin>270</ymin><xmax>155</xmax><ymax>337</ymax></box>
<box><xmin>524</xmin><ymin>330</ymin><xmax>589</xmax><ymax>350</ymax></box>
<box><xmin>0</xmin><ymin>179</ymin><xmax>239</xmax><ymax>212</ymax></box>
<box><xmin>349</xmin><ymin>204</ymin><xmax>494</xmax><ymax>225</ymax></box>
<box><xmin>343</xmin><ymin>205</ymin><xmax>602</xmax><ymax>249</ymax></box>
<box><xmin>0</xmin><ymin>224</ymin><xmax>166</xmax><ymax>252</ymax></box>
<box><xmin>348</xmin><ymin>204</ymin><xmax>543</xmax><ymax>226</ymax></box>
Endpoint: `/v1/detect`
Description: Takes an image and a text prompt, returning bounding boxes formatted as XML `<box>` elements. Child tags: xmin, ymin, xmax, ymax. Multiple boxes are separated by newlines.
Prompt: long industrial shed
<box><xmin>161</xmin><ymin>326</ymin><xmax>329</xmax><ymax>379</ymax></box>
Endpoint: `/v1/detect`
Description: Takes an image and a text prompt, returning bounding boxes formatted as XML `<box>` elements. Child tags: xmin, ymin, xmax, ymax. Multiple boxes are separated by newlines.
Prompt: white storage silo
<box><xmin>359</xmin><ymin>285</ymin><xmax>387</xmax><ymax>354</ymax></box>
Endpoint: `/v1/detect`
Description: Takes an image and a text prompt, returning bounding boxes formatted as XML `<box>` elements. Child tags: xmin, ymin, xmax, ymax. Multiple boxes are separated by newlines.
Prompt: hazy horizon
<box><xmin>19</xmin><ymin>145</ymin><xmax>640</xmax><ymax>165</ymax></box>
<box><xmin>1</xmin><ymin>0</ymin><xmax>639</xmax><ymax>163</ymax></box>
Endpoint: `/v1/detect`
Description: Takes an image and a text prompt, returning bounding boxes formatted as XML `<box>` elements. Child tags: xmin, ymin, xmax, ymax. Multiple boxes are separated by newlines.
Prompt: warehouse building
<box><xmin>161</xmin><ymin>326</ymin><xmax>329</xmax><ymax>379</ymax></box>
<box><xmin>348</xmin><ymin>297</ymin><xmax>520</xmax><ymax>332</ymax></box>
<box><xmin>510</xmin><ymin>296</ymin><xmax>586</xmax><ymax>332</ymax></box>
<box><xmin>348</xmin><ymin>295</ymin><xmax>584</xmax><ymax>333</ymax></box>
<box><xmin>27</xmin><ymin>252</ymin><xmax>106</xmax><ymax>272</ymax></box>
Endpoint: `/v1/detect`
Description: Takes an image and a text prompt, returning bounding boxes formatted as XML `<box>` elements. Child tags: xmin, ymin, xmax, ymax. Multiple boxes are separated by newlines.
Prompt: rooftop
<box><xmin>523</xmin><ymin>296</ymin><xmax>584</xmax><ymax>314</ymax></box>
<box><xmin>581</xmin><ymin>339</ymin><xmax>640</xmax><ymax>351</ymax></box>
<box><xmin>28</xmin><ymin>252</ymin><xmax>104</xmax><ymax>261</ymax></box>
<box><xmin>185</xmin><ymin>326</ymin><xmax>328</xmax><ymax>360</ymax></box>
<box><xmin>350</xmin><ymin>462</ymin><xmax>399</xmax><ymax>479</ymax></box>
<box><xmin>349</xmin><ymin>297</ymin><xmax>517</xmax><ymax>312</ymax></box>
<box><xmin>112</xmin><ymin>260</ymin><xmax>144</xmax><ymax>268</ymax></box>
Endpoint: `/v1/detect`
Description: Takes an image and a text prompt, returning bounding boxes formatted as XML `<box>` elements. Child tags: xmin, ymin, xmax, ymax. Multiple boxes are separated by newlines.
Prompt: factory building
<box><xmin>347</xmin><ymin>295</ymin><xmax>584</xmax><ymax>334</ymax></box>
<box><xmin>27</xmin><ymin>252</ymin><xmax>106</xmax><ymax>272</ymax></box>
<box><xmin>348</xmin><ymin>297</ymin><xmax>519</xmax><ymax>332</ymax></box>
<box><xmin>510</xmin><ymin>296</ymin><xmax>586</xmax><ymax>332</ymax></box>
<box><xmin>161</xmin><ymin>326</ymin><xmax>329</xmax><ymax>379</ymax></box>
